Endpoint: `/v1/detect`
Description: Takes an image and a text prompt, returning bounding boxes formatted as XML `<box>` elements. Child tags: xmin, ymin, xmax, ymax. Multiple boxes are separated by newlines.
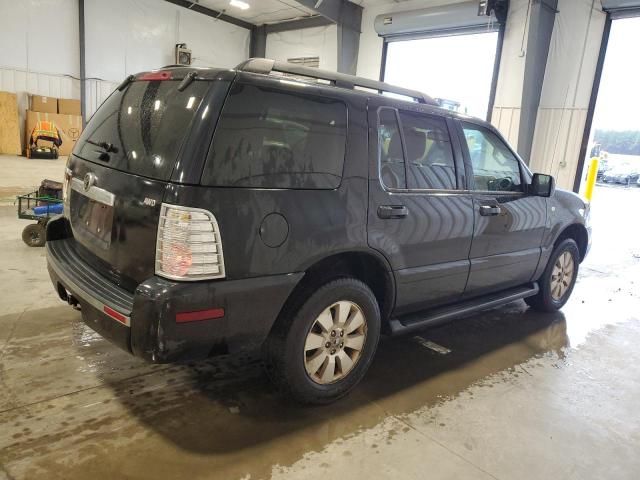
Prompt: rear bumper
<box><xmin>47</xmin><ymin>236</ymin><xmax>302</xmax><ymax>362</ymax></box>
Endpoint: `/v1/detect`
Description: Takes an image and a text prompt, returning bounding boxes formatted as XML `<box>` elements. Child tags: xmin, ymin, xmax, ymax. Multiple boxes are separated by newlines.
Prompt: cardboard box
<box><xmin>25</xmin><ymin>110</ymin><xmax>83</xmax><ymax>157</ymax></box>
<box><xmin>58</xmin><ymin>98</ymin><xmax>81</xmax><ymax>115</ymax></box>
<box><xmin>30</xmin><ymin>95</ymin><xmax>58</xmax><ymax>114</ymax></box>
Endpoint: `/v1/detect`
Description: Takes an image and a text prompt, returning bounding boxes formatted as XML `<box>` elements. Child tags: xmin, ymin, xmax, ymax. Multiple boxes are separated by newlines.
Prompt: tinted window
<box><xmin>400</xmin><ymin>112</ymin><xmax>456</xmax><ymax>190</ymax></box>
<box><xmin>462</xmin><ymin>123</ymin><xmax>522</xmax><ymax>192</ymax></box>
<box><xmin>75</xmin><ymin>80</ymin><xmax>210</xmax><ymax>180</ymax></box>
<box><xmin>201</xmin><ymin>83</ymin><xmax>347</xmax><ymax>189</ymax></box>
<box><xmin>378</xmin><ymin>108</ymin><xmax>406</xmax><ymax>189</ymax></box>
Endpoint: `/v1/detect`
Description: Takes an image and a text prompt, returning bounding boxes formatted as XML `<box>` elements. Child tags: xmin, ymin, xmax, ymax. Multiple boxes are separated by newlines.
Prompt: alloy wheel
<box><xmin>550</xmin><ymin>251</ymin><xmax>574</xmax><ymax>301</ymax></box>
<box><xmin>303</xmin><ymin>301</ymin><xmax>367</xmax><ymax>385</ymax></box>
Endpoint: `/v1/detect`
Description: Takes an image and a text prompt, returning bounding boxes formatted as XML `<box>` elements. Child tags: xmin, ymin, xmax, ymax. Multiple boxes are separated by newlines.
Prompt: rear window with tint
<box><xmin>201</xmin><ymin>83</ymin><xmax>347</xmax><ymax>189</ymax></box>
<box><xmin>74</xmin><ymin>80</ymin><xmax>210</xmax><ymax>181</ymax></box>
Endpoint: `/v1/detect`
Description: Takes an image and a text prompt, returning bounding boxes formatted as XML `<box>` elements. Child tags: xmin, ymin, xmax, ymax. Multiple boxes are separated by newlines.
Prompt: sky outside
<box><xmin>384</xmin><ymin>32</ymin><xmax>499</xmax><ymax>119</ymax></box>
<box><xmin>592</xmin><ymin>17</ymin><xmax>640</xmax><ymax>131</ymax></box>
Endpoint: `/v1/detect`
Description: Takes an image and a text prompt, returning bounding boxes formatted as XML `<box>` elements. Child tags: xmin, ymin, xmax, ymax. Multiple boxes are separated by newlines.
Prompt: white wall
<box><xmin>0</xmin><ymin>0</ymin><xmax>250</xmax><ymax>150</ymax></box>
<box><xmin>84</xmin><ymin>0</ymin><xmax>250</xmax><ymax>116</ymax></box>
<box><xmin>266</xmin><ymin>25</ymin><xmax>338</xmax><ymax>71</ymax></box>
<box><xmin>0</xmin><ymin>0</ymin><xmax>80</xmax><ymax>149</ymax></box>
<box><xmin>528</xmin><ymin>0</ymin><xmax>606</xmax><ymax>190</ymax></box>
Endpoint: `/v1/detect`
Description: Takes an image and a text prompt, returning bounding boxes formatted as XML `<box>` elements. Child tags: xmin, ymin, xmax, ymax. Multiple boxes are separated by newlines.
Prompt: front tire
<box><xmin>526</xmin><ymin>238</ymin><xmax>580</xmax><ymax>312</ymax></box>
<box><xmin>264</xmin><ymin>278</ymin><xmax>381</xmax><ymax>405</ymax></box>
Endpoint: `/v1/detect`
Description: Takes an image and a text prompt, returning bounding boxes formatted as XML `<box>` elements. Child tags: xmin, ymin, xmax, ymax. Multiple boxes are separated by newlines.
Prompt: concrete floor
<box><xmin>0</xmin><ymin>155</ymin><xmax>639</xmax><ymax>479</ymax></box>
<box><xmin>0</xmin><ymin>155</ymin><xmax>67</xmax><ymax>205</ymax></box>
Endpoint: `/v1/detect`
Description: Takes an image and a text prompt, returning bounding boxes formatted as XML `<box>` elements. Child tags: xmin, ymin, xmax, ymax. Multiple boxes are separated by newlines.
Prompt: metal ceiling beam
<box><xmin>265</xmin><ymin>15</ymin><xmax>333</xmax><ymax>33</ymax></box>
<box><xmin>250</xmin><ymin>25</ymin><xmax>267</xmax><ymax>58</ymax></box>
<box><xmin>164</xmin><ymin>0</ymin><xmax>254</xmax><ymax>30</ymax></box>
<box><xmin>288</xmin><ymin>0</ymin><xmax>363</xmax><ymax>75</ymax></box>
<box><xmin>337</xmin><ymin>17</ymin><xmax>361</xmax><ymax>74</ymax></box>
<box><xmin>289</xmin><ymin>0</ymin><xmax>363</xmax><ymax>32</ymax></box>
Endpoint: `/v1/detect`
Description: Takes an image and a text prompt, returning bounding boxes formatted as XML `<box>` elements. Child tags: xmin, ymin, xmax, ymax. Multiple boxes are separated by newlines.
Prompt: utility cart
<box><xmin>16</xmin><ymin>179</ymin><xmax>63</xmax><ymax>247</ymax></box>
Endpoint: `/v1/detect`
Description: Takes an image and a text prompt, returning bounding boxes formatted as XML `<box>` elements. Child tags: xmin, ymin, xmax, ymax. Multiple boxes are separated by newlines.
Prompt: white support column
<box><xmin>528</xmin><ymin>0</ymin><xmax>606</xmax><ymax>190</ymax></box>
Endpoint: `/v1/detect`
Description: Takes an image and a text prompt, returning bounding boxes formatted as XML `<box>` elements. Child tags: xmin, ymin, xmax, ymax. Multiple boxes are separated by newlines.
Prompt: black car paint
<box><xmin>47</xmin><ymin>66</ymin><xmax>590</xmax><ymax>363</ymax></box>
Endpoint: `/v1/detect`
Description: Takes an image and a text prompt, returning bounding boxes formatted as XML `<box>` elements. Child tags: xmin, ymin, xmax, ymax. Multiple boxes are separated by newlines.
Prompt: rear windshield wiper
<box><xmin>178</xmin><ymin>71</ymin><xmax>198</xmax><ymax>91</ymax></box>
<box><xmin>86</xmin><ymin>139</ymin><xmax>119</xmax><ymax>154</ymax></box>
<box><xmin>117</xmin><ymin>74</ymin><xmax>135</xmax><ymax>92</ymax></box>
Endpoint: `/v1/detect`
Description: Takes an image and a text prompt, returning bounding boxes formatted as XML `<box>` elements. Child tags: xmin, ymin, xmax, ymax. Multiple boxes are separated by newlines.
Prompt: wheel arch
<box><xmin>269</xmin><ymin>250</ymin><xmax>396</xmax><ymax>337</ymax></box>
<box><xmin>554</xmin><ymin>223</ymin><xmax>588</xmax><ymax>262</ymax></box>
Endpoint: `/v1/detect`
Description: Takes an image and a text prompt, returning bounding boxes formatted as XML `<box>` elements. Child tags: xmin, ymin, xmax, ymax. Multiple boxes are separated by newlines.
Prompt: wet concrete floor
<box><xmin>1</xmin><ymin>185</ymin><xmax>639</xmax><ymax>479</ymax></box>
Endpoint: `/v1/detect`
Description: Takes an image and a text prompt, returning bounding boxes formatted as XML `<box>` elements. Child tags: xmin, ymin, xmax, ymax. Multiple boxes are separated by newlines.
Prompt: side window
<box><xmin>378</xmin><ymin>108</ymin><xmax>406</xmax><ymax>189</ymax></box>
<box><xmin>201</xmin><ymin>83</ymin><xmax>347</xmax><ymax>189</ymax></box>
<box><xmin>399</xmin><ymin>112</ymin><xmax>456</xmax><ymax>190</ymax></box>
<box><xmin>462</xmin><ymin>123</ymin><xmax>523</xmax><ymax>192</ymax></box>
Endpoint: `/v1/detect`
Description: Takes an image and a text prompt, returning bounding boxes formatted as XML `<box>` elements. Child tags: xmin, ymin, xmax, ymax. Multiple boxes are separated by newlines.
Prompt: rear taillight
<box><xmin>155</xmin><ymin>204</ymin><xmax>225</xmax><ymax>281</ymax></box>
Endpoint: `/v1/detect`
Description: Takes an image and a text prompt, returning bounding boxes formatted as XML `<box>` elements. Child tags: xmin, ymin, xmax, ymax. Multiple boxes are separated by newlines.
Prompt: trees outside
<box><xmin>594</xmin><ymin>130</ymin><xmax>640</xmax><ymax>155</ymax></box>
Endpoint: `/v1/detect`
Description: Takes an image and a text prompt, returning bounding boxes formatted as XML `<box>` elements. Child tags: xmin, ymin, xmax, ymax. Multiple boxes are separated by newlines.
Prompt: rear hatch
<box><xmin>66</xmin><ymin>70</ymin><xmax>229</xmax><ymax>291</ymax></box>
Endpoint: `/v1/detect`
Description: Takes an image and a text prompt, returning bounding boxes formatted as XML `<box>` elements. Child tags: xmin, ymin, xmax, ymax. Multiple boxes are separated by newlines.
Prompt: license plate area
<box><xmin>70</xmin><ymin>188</ymin><xmax>114</xmax><ymax>250</ymax></box>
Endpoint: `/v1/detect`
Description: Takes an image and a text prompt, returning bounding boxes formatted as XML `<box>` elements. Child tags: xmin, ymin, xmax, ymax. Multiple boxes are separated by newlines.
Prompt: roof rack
<box><xmin>235</xmin><ymin>58</ymin><xmax>438</xmax><ymax>106</ymax></box>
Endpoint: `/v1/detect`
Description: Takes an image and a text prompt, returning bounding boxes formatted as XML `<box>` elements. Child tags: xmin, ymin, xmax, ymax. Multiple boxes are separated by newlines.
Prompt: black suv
<box><xmin>47</xmin><ymin>59</ymin><xmax>591</xmax><ymax>404</ymax></box>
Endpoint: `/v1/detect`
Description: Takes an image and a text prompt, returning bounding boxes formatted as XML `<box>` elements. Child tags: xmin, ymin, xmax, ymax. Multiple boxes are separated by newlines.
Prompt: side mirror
<box><xmin>530</xmin><ymin>173</ymin><xmax>555</xmax><ymax>197</ymax></box>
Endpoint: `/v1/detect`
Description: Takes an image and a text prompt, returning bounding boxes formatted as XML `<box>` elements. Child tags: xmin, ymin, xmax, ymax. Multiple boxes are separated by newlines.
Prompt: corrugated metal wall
<box><xmin>489</xmin><ymin>0</ymin><xmax>530</xmax><ymax>149</ymax></box>
<box><xmin>491</xmin><ymin>106</ymin><xmax>521</xmax><ymax>146</ymax></box>
<box><xmin>84</xmin><ymin>80</ymin><xmax>118</xmax><ymax>119</ymax></box>
<box><xmin>528</xmin><ymin>0</ymin><xmax>606</xmax><ymax>190</ymax></box>
<box><xmin>530</xmin><ymin>108</ymin><xmax>588</xmax><ymax>187</ymax></box>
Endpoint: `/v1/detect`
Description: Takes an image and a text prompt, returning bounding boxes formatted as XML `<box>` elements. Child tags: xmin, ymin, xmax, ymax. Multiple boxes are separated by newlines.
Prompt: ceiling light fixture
<box><xmin>229</xmin><ymin>0</ymin><xmax>250</xmax><ymax>10</ymax></box>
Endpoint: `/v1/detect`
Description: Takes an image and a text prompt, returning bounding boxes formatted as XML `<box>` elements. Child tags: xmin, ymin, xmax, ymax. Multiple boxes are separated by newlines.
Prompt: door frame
<box><xmin>573</xmin><ymin>13</ymin><xmax>613</xmax><ymax>193</ymax></box>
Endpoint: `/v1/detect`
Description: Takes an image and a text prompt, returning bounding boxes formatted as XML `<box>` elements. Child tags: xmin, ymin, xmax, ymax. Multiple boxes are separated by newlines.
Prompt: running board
<box><xmin>389</xmin><ymin>283</ymin><xmax>539</xmax><ymax>336</ymax></box>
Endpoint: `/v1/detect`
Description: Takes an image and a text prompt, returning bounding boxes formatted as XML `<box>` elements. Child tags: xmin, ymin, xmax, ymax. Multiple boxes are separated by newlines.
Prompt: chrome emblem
<box><xmin>83</xmin><ymin>172</ymin><xmax>96</xmax><ymax>191</ymax></box>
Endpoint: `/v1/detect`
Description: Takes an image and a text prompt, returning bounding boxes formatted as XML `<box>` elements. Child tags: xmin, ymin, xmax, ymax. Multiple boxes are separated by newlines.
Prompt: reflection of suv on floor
<box><xmin>47</xmin><ymin>59</ymin><xmax>591</xmax><ymax>404</ymax></box>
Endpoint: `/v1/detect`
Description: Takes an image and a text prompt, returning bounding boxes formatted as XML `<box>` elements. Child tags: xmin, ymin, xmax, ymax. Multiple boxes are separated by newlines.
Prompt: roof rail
<box><xmin>235</xmin><ymin>58</ymin><xmax>438</xmax><ymax>106</ymax></box>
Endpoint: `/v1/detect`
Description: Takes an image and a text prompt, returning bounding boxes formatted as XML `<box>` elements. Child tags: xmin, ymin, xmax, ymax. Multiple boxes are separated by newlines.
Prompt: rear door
<box><xmin>456</xmin><ymin>120</ymin><xmax>547</xmax><ymax>296</ymax></box>
<box><xmin>367</xmin><ymin>100</ymin><xmax>474</xmax><ymax>315</ymax></box>
<box><xmin>66</xmin><ymin>74</ymin><xmax>230</xmax><ymax>290</ymax></box>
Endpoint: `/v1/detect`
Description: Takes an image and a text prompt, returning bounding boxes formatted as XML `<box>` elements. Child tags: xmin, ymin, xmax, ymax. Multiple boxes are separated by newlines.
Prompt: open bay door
<box><xmin>377</xmin><ymin>0</ymin><xmax>508</xmax><ymax>120</ymax></box>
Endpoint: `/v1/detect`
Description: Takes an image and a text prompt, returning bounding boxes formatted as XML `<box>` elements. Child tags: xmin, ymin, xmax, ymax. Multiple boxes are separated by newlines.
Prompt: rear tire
<box><xmin>263</xmin><ymin>278</ymin><xmax>381</xmax><ymax>405</ymax></box>
<box><xmin>22</xmin><ymin>223</ymin><xmax>46</xmax><ymax>247</ymax></box>
<box><xmin>526</xmin><ymin>238</ymin><xmax>579</xmax><ymax>312</ymax></box>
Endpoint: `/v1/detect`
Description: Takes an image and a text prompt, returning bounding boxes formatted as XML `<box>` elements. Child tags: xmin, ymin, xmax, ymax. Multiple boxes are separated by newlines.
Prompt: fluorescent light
<box><xmin>154</xmin><ymin>100</ymin><xmax>161</xmax><ymax>111</ymax></box>
<box><xmin>186</xmin><ymin>96</ymin><xmax>196</xmax><ymax>109</ymax></box>
<box><xmin>230</xmin><ymin>0</ymin><xmax>249</xmax><ymax>10</ymax></box>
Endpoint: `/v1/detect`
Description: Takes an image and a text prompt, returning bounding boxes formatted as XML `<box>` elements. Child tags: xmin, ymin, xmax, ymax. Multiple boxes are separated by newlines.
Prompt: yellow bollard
<box><xmin>584</xmin><ymin>157</ymin><xmax>599</xmax><ymax>203</ymax></box>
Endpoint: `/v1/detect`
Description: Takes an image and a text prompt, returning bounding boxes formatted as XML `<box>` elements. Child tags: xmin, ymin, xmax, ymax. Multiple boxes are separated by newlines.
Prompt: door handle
<box><xmin>479</xmin><ymin>205</ymin><xmax>501</xmax><ymax>216</ymax></box>
<box><xmin>377</xmin><ymin>205</ymin><xmax>408</xmax><ymax>219</ymax></box>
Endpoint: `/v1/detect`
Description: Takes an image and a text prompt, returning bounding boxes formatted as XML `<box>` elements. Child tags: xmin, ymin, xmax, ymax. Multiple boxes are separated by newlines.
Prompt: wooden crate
<box><xmin>0</xmin><ymin>91</ymin><xmax>21</xmax><ymax>155</ymax></box>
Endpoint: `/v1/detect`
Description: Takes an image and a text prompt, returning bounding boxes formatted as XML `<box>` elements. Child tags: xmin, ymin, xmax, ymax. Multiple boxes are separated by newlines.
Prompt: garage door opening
<box><xmin>577</xmin><ymin>14</ymin><xmax>640</xmax><ymax>271</ymax></box>
<box><xmin>383</xmin><ymin>31</ymin><xmax>500</xmax><ymax>120</ymax></box>
<box><xmin>579</xmin><ymin>15</ymin><xmax>640</xmax><ymax>193</ymax></box>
